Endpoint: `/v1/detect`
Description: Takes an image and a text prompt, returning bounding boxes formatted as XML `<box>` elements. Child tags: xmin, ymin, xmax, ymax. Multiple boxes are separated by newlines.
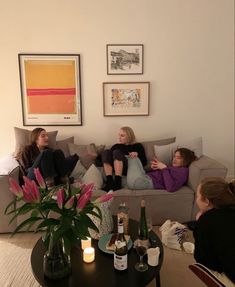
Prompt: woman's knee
<box><xmin>102</xmin><ymin>149</ymin><xmax>113</xmax><ymax>164</ymax></box>
<box><xmin>113</xmin><ymin>149</ymin><xmax>125</xmax><ymax>161</ymax></box>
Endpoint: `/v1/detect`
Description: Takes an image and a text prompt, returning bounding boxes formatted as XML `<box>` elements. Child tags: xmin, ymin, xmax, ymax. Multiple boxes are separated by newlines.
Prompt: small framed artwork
<box><xmin>103</xmin><ymin>82</ymin><xmax>150</xmax><ymax>116</ymax></box>
<box><xmin>18</xmin><ymin>53</ymin><xmax>82</xmax><ymax>126</ymax></box>
<box><xmin>106</xmin><ymin>44</ymin><xmax>144</xmax><ymax>75</ymax></box>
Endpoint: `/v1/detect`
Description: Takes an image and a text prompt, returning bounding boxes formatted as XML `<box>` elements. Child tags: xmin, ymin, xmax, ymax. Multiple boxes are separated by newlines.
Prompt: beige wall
<box><xmin>0</xmin><ymin>0</ymin><xmax>234</xmax><ymax>178</ymax></box>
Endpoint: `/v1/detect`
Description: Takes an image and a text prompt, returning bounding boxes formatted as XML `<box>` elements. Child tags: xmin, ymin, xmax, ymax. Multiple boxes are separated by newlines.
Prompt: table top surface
<box><xmin>31</xmin><ymin>218</ymin><xmax>164</xmax><ymax>287</ymax></box>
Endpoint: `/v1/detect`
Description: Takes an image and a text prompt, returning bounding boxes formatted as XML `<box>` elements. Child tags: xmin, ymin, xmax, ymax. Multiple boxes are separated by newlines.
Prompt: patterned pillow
<box><xmin>88</xmin><ymin>197</ymin><xmax>114</xmax><ymax>240</ymax></box>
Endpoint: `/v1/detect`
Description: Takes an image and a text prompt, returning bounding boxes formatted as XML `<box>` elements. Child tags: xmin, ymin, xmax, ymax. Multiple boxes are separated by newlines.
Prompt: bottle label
<box><xmin>114</xmin><ymin>254</ymin><xmax>127</xmax><ymax>270</ymax></box>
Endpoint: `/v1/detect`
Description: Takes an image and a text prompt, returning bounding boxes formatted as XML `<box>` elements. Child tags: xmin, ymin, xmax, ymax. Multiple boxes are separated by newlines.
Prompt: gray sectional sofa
<box><xmin>0</xmin><ymin>129</ymin><xmax>227</xmax><ymax>233</ymax></box>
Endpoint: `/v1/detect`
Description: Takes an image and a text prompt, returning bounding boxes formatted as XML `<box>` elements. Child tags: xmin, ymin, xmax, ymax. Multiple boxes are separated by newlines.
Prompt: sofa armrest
<box><xmin>188</xmin><ymin>155</ymin><xmax>227</xmax><ymax>192</ymax></box>
<box><xmin>0</xmin><ymin>154</ymin><xmax>19</xmax><ymax>176</ymax></box>
<box><xmin>0</xmin><ymin>166</ymin><xmax>19</xmax><ymax>233</ymax></box>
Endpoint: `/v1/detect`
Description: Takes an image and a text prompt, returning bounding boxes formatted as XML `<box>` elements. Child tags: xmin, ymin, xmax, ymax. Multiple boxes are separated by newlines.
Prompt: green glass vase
<box><xmin>43</xmin><ymin>233</ymin><xmax>71</xmax><ymax>280</ymax></box>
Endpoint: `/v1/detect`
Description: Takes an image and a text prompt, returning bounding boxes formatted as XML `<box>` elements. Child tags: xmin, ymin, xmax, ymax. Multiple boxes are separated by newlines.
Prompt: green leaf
<box><xmin>11</xmin><ymin>217</ymin><xmax>42</xmax><ymax>236</ymax></box>
<box><xmin>4</xmin><ymin>199</ymin><xmax>17</xmax><ymax>215</ymax></box>
<box><xmin>36</xmin><ymin>218</ymin><xmax>60</xmax><ymax>230</ymax></box>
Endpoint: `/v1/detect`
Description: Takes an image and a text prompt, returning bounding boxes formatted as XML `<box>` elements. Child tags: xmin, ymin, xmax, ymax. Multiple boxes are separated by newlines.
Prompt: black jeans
<box><xmin>102</xmin><ymin>149</ymin><xmax>128</xmax><ymax>175</ymax></box>
<box><xmin>27</xmin><ymin>149</ymin><xmax>78</xmax><ymax>182</ymax></box>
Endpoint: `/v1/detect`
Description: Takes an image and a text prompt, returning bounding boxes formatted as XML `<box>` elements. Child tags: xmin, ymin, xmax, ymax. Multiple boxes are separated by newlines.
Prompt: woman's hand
<box><xmin>129</xmin><ymin>152</ymin><xmax>138</xmax><ymax>158</ymax></box>
<box><xmin>150</xmin><ymin>158</ymin><xmax>167</xmax><ymax>170</ymax></box>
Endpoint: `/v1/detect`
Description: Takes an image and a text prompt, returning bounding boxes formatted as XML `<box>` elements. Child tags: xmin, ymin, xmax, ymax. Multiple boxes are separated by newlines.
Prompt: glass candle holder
<box><xmin>81</xmin><ymin>237</ymin><xmax>91</xmax><ymax>250</ymax></box>
<box><xmin>83</xmin><ymin>247</ymin><xmax>95</xmax><ymax>263</ymax></box>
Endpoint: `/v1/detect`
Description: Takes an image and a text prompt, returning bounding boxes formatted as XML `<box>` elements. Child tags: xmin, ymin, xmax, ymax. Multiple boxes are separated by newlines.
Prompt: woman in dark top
<box><xmin>102</xmin><ymin>126</ymin><xmax>147</xmax><ymax>191</ymax></box>
<box><xmin>194</xmin><ymin>177</ymin><xmax>235</xmax><ymax>285</ymax></box>
<box><xmin>17</xmin><ymin>128</ymin><xmax>78</xmax><ymax>189</ymax></box>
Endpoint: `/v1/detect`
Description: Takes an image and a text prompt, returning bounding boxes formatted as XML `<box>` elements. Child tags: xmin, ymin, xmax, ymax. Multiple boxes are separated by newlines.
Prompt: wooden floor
<box><xmin>0</xmin><ymin>228</ymin><xmax>204</xmax><ymax>287</ymax></box>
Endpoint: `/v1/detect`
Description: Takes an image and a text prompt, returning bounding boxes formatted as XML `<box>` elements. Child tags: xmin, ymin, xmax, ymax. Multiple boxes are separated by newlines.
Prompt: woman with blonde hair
<box><xmin>194</xmin><ymin>177</ymin><xmax>235</xmax><ymax>285</ymax></box>
<box><xmin>102</xmin><ymin>126</ymin><xmax>147</xmax><ymax>191</ymax></box>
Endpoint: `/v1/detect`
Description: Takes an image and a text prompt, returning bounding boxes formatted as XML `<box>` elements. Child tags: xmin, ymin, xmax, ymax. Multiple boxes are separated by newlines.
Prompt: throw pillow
<box><xmin>88</xmin><ymin>196</ymin><xmax>114</xmax><ymax>240</ymax></box>
<box><xmin>141</xmin><ymin>137</ymin><xmax>176</xmax><ymax>162</ymax></box>
<box><xmin>14</xmin><ymin>127</ymin><xmax>58</xmax><ymax>155</ymax></box>
<box><xmin>82</xmin><ymin>164</ymin><xmax>103</xmax><ymax>189</ymax></box>
<box><xmin>154</xmin><ymin>143</ymin><xmax>174</xmax><ymax>166</ymax></box>
<box><xmin>172</xmin><ymin>137</ymin><xmax>203</xmax><ymax>158</ymax></box>
<box><xmin>56</xmin><ymin>137</ymin><xmax>74</xmax><ymax>157</ymax></box>
<box><xmin>68</xmin><ymin>143</ymin><xmax>97</xmax><ymax>169</ymax></box>
<box><xmin>70</xmin><ymin>159</ymin><xmax>87</xmax><ymax>180</ymax></box>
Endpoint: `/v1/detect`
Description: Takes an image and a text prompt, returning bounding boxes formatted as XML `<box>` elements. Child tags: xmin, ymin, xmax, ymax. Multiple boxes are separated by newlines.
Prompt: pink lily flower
<box><xmin>81</xmin><ymin>183</ymin><xmax>94</xmax><ymax>195</ymax></box>
<box><xmin>64</xmin><ymin>195</ymin><xmax>75</xmax><ymax>209</ymax></box>
<box><xmin>34</xmin><ymin>168</ymin><xmax>46</xmax><ymax>189</ymax></box>
<box><xmin>94</xmin><ymin>192</ymin><xmax>114</xmax><ymax>204</ymax></box>
<box><xmin>23</xmin><ymin>176</ymin><xmax>34</xmax><ymax>190</ymax></box>
<box><xmin>22</xmin><ymin>180</ymin><xmax>40</xmax><ymax>203</ymax></box>
<box><xmin>9</xmin><ymin>177</ymin><xmax>23</xmax><ymax>198</ymax></box>
<box><xmin>57</xmin><ymin>188</ymin><xmax>65</xmax><ymax>209</ymax></box>
<box><xmin>77</xmin><ymin>188</ymin><xmax>93</xmax><ymax>210</ymax></box>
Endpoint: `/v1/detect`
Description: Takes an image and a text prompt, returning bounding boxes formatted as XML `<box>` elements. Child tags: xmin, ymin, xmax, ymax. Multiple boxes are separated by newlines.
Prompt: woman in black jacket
<box><xmin>194</xmin><ymin>177</ymin><xmax>235</xmax><ymax>285</ymax></box>
<box><xmin>102</xmin><ymin>126</ymin><xmax>147</xmax><ymax>191</ymax></box>
<box><xmin>16</xmin><ymin>128</ymin><xmax>78</xmax><ymax>189</ymax></box>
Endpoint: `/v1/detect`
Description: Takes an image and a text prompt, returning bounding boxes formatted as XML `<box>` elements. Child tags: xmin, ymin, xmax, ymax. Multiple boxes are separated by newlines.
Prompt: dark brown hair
<box><xmin>174</xmin><ymin>148</ymin><xmax>197</xmax><ymax>167</ymax></box>
<box><xmin>30</xmin><ymin>128</ymin><xmax>45</xmax><ymax>145</ymax></box>
<box><xmin>15</xmin><ymin>128</ymin><xmax>45</xmax><ymax>160</ymax></box>
<box><xmin>200</xmin><ymin>177</ymin><xmax>235</xmax><ymax>208</ymax></box>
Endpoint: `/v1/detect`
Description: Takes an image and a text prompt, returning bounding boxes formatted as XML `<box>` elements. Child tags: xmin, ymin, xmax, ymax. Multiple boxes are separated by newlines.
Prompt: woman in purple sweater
<box><xmin>127</xmin><ymin>148</ymin><xmax>196</xmax><ymax>192</ymax></box>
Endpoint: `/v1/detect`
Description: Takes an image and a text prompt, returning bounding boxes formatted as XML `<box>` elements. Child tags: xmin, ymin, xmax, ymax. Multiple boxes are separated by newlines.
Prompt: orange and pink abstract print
<box><xmin>24</xmin><ymin>60</ymin><xmax>77</xmax><ymax>114</ymax></box>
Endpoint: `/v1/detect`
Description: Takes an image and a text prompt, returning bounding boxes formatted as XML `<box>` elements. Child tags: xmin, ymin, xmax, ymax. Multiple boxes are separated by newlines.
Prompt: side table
<box><xmin>31</xmin><ymin>218</ymin><xmax>164</xmax><ymax>287</ymax></box>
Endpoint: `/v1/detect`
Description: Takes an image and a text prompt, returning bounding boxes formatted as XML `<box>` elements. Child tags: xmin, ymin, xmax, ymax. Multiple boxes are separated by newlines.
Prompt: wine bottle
<box><xmin>114</xmin><ymin>219</ymin><xmax>128</xmax><ymax>271</ymax></box>
<box><xmin>139</xmin><ymin>200</ymin><xmax>149</xmax><ymax>241</ymax></box>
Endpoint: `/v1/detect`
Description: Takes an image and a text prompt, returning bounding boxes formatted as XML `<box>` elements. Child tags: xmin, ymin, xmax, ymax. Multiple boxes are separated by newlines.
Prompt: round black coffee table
<box><xmin>31</xmin><ymin>218</ymin><xmax>163</xmax><ymax>287</ymax></box>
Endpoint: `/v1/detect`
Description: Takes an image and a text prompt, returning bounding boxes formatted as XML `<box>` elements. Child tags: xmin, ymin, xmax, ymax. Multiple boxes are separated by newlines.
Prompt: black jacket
<box><xmin>193</xmin><ymin>207</ymin><xmax>235</xmax><ymax>283</ymax></box>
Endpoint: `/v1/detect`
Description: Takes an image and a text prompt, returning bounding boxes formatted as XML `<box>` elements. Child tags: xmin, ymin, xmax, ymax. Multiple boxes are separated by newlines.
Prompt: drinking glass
<box><xmin>135</xmin><ymin>239</ymin><xmax>148</xmax><ymax>272</ymax></box>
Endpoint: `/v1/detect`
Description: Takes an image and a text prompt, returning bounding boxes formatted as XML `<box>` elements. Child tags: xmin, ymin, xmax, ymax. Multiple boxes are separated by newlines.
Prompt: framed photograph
<box><xmin>18</xmin><ymin>54</ymin><xmax>82</xmax><ymax>126</ymax></box>
<box><xmin>103</xmin><ymin>82</ymin><xmax>150</xmax><ymax>116</ymax></box>
<box><xmin>106</xmin><ymin>44</ymin><xmax>143</xmax><ymax>75</ymax></box>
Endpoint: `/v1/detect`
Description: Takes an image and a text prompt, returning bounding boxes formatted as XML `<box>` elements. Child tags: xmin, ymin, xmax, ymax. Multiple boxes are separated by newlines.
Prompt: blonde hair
<box><xmin>200</xmin><ymin>177</ymin><xmax>235</xmax><ymax>208</ymax></box>
<box><xmin>120</xmin><ymin>126</ymin><xmax>136</xmax><ymax>145</ymax></box>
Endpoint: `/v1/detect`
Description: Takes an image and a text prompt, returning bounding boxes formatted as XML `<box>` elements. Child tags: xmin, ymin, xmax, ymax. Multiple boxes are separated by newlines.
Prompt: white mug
<box><xmin>147</xmin><ymin>247</ymin><xmax>160</xmax><ymax>266</ymax></box>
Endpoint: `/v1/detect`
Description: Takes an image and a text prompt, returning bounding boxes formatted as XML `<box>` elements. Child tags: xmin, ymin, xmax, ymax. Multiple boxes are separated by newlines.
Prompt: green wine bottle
<box><xmin>114</xmin><ymin>219</ymin><xmax>128</xmax><ymax>271</ymax></box>
<box><xmin>139</xmin><ymin>200</ymin><xmax>149</xmax><ymax>241</ymax></box>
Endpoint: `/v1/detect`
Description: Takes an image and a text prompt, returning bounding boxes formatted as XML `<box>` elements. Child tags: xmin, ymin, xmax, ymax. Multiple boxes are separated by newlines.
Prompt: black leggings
<box><xmin>27</xmin><ymin>149</ymin><xmax>78</xmax><ymax>181</ymax></box>
<box><xmin>102</xmin><ymin>149</ymin><xmax>128</xmax><ymax>175</ymax></box>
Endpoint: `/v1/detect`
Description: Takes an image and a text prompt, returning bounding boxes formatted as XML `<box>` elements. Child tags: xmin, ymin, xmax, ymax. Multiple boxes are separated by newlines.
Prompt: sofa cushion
<box><xmin>154</xmin><ymin>143</ymin><xmax>174</xmax><ymax>166</ymax></box>
<box><xmin>56</xmin><ymin>137</ymin><xmax>74</xmax><ymax>157</ymax></box>
<box><xmin>82</xmin><ymin>164</ymin><xmax>103</xmax><ymax>189</ymax></box>
<box><xmin>141</xmin><ymin>137</ymin><xmax>176</xmax><ymax>163</ymax></box>
<box><xmin>68</xmin><ymin>143</ymin><xmax>97</xmax><ymax>169</ymax></box>
<box><xmin>172</xmin><ymin>137</ymin><xmax>203</xmax><ymax>158</ymax></box>
<box><xmin>70</xmin><ymin>159</ymin><xmax>87</xmax><ymax>179</ymax></box>
<box><xmin>14</xmin><ymin>127</ymin><xmax>58</xmax><ymax>155</ymax></box>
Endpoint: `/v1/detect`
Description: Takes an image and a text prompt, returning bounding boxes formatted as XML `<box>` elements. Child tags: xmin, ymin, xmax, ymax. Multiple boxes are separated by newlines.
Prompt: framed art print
<box><xmin>18</xmin><ymin>54</ymin><xmax>82</xmax><ymax>126</ymax></box>
<box><xmin>103</xmin><ymin>82</ymin><xmax>150</xmax><ymax>116</ymax></box>
<box><xmin>106</xmin><ymin>44</ymin><xmax>144</xmax><ymax>75</ymax></box>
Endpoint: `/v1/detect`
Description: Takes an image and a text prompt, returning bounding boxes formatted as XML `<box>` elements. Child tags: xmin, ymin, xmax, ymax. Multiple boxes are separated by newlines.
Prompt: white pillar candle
<box><xmin>83</xmin><ymin>247</ymin><xmax>95</xmax><ymax>263</ymax></box>
<box><xmin>81</xmin><ymin>237</ymin><xmax>91</xmax><ymax>250</ymax></box>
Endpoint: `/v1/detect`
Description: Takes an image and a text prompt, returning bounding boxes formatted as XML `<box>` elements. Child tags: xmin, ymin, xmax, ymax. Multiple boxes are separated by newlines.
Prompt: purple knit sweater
<box><xmin>147</xmin><ymin>167</ymin><xmax>189</xmax><ymax>192</ymax></box>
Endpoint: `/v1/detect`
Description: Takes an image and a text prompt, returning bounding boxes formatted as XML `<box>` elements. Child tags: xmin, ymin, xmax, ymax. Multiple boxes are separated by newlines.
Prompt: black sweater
<box><xmin>111</xmin><ymin>143</ymin><xmax>147</xmax><ymax>167</ymax></box>
<box><xmin>193</xmin><ymin>207</ymin><xmax>235</xmax><ymax>283</ymax></box>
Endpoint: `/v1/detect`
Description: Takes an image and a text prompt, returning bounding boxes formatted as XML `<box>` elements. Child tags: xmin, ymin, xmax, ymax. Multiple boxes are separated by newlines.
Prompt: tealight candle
<box><xmin>81</xmin><ymin>237</ymin><xmax>91</xmax><ymax>250</ymax></box>
<box><xmin>83</xmin><ymin>247</ymin><xmax>95</xmax><ymax>263</ymax></box>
